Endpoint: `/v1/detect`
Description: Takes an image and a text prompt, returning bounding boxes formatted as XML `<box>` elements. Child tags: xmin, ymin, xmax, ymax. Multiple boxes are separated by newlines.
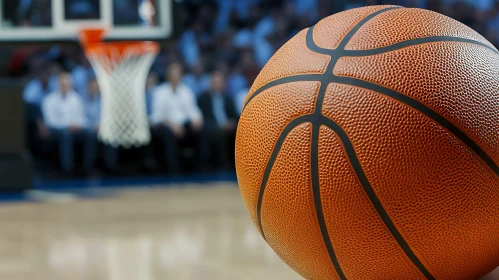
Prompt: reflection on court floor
<box><xmin>0</xmin><ymin>185</ymin><xmax>300</xmax><ymax>280</ymax></box>
<box><xmin>0</xmin><ymin>184</ymin><xmax>497</xmax><ymax>280</ymax></box>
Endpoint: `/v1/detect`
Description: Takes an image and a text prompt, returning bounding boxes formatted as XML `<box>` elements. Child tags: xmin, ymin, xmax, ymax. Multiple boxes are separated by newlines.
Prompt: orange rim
<box><xmin>79</xmin><ymin>28</ymin><xmax>160</xmax><ymax>57</ymax></box>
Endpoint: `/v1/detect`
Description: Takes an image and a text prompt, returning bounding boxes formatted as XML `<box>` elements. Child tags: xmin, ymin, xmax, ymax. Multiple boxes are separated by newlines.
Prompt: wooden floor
<box><xmin>0</xmin><ymin>183</ymin><xmax>497</xmax><ymax>280</ymax></box>
<box><xmin>0</xmin><ymin>184</ymin><xmax>299</xmax><ymax>280</ymax></box>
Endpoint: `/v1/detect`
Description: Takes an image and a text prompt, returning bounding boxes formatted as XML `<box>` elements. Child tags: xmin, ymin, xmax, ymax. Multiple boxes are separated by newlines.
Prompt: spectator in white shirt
<box><xmin>41</xmin><ymin>72</ymin><xmax>97</xmax><ymax>175</ymax></box>
<box><xmin>151</xmin><ymin>63</ymin><xmax>203</xmax><ymax>173</ymax></box>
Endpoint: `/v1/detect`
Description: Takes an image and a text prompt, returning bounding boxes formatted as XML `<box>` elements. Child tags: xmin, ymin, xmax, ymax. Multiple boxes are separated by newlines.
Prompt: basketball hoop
<box><xmin>79</xmin><ymin>28</ymin><xmax>160</xmax><ymax>148</ymax></box>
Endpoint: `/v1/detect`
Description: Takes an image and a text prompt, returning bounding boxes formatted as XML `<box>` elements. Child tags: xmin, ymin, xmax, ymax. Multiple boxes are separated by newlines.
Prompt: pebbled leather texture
<box><xmin>236</xmin><ymin>5</ymin><xmax>499</xmax><ymax>280</ymax></box>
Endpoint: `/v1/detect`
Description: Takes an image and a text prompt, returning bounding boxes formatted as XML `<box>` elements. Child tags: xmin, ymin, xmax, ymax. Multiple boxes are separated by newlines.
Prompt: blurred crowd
<box><xmin>15</xmin><ymin>0</ymin><xmax>499</xmax><ymax>177</ymax></box>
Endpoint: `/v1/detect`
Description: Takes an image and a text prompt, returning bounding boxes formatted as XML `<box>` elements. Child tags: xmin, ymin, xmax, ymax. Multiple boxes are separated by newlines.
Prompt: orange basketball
<box><xmin>235</xmin><ymin>5</ymin><xmax>499</xmax><ymax>280</ymax></box>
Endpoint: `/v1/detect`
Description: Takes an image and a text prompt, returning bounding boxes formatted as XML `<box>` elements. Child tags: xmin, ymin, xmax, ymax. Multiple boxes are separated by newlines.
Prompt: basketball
<box><xmin>236</xmin><ymin>5</ymin><xmax>499</xmax><ymax>280</ymax></box>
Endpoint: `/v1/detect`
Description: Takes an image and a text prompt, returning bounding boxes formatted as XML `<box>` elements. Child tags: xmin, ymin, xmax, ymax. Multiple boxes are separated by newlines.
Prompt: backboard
<box><xmin>0</xmin><ymin>0</ymin><xmax>178</xmax><ymax>43</ymax></box>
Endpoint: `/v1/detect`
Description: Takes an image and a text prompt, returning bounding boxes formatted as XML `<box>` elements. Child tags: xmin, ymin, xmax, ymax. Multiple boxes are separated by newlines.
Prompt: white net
<box><xmin>87</xmin><ymin>45</ymin><xmax>158</xmax><ymax>148</ymax></box>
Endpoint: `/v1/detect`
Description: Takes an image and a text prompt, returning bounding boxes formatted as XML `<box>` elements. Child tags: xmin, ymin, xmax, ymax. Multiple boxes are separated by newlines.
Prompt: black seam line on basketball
<box><xmin>305</xmin><ymin>7</ymin><xmax>404</xmax><ymax>280</ymax></box>
<box><xmin>242</xmin><ymin>74</ymin><xmax>322</xmax><ymax>111</ymax></box>
<box><xmin>335</xmin><ymin>75</ymin><xmax>499</xmax><ymax>178</ymax></box>
<box><xmin>310</xmin><ymin>8</ymin><xmax>404</xmax><ymax>114</ymax></box>
<box><xmin>242</xmin><ymin>37</ymin><xmax>497</xmax><ymax>113</ymax></box>
<box><xmin>310</xmin><ymin>66</ymin><xmax>347</xmax><ymax>279</ymax></box>
<box><xmin>314</xmin><ymin>63</ymin><xmax>337</xmax><ymax>115</ymax></box>
<box><xmin>244</xmin><ymin>7</ymin><xmax>402</xmax><ymax>112</ymax></box>
<box><xmin>343</xmin><ymin>36</ymin><xmax>499</xmax><ymax>56</ymax></box>
<box><xmin>307</xmin><ymin>34</ymin><xmax>347</xmax><ymax>280</ymax></box>
<box><xmin>256</xmin><ymin>115</ymin><xmax>314</xmax><ymax>240</ymax></box>
<box><xmin>244</xmin><ymin>7</ymin><xmax>499</xmax><ymax>113</ymax></box>
<box><xmin>311</xmin><ymin>121</ymin><xmax>347</xmax><ymax>280</ymax></box>
<box><xmin>319</xmin><ymin>115</ymin><xmax>436</xmax><ymax>280</ymax></box>
<box><xmin>306</xmin><ymin>7</ymin><xmax>403</xmax><ymax>56</ymax></box>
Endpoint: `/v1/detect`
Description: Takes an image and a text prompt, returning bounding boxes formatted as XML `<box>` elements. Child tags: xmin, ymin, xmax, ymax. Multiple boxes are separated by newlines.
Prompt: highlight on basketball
<box><xmin>0</xmin><ymin>1</ymin><xmax>497</xmax><ymax>279</ymax></box>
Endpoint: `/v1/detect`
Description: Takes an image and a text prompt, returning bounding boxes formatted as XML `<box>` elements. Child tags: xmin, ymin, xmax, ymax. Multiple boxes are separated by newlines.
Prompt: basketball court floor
<box><xmin>0</xmin><ymin>177</ymin><xmax>302</xmax><ymax>280</ymax></box>
<box><xmin>0</xmin><ymin>177</ymin><xmax>497</xmax><ymax>280</ymax></box>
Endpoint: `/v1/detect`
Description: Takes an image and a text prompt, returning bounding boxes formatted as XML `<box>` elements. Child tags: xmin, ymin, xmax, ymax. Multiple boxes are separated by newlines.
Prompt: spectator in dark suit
<box><xmin>197</xmin><ymin>71</ymin><xmax>238</xmax><ymax>170</ymax></box>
